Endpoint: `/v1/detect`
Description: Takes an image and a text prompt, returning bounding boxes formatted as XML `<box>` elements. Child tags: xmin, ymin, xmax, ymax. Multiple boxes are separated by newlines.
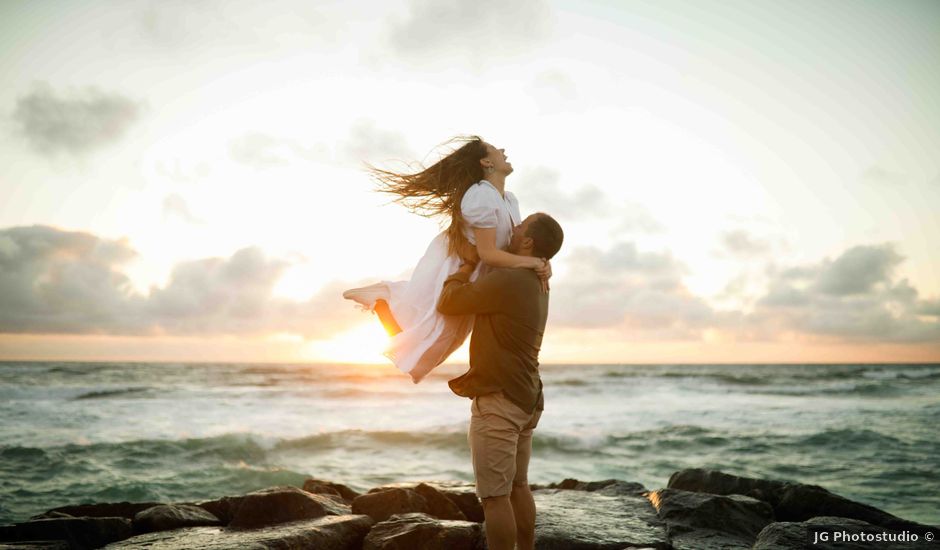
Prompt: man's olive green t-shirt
<box><xmin>437</xmin><ymin>267</ymin><xmax>546</xmax><ymax>415</ymax></box>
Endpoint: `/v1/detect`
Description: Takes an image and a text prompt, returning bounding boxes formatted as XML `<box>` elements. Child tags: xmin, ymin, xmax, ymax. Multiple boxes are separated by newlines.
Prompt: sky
<box><xmin>0</xmin><ymin>0</ymin><xmax>938</xmax><ymax>364</ymax></box>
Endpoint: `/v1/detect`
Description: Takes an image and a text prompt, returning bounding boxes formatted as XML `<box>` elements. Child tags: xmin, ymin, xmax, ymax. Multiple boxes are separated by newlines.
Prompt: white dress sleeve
<box><xmin>461</xmin><ymin>183</ymin><xmax>501</xmax><ymax>229</ymax></box>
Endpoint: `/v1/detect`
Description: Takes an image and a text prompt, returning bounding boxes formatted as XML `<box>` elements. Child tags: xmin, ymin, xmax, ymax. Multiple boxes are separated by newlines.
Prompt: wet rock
<box><xmin>0</xmin><ymin>516</ymin><xmax>133</xmax><ymax>549</ymax></box>
<box><xmin>367</xmin><ymin>482</ymin><xmax>482</xmax><ymax>522</ymax></box>
<box><xmin>413</xmin><ymin>483</ymin><xmax>466</xmax><ymax>521</ymax></box>
<box><xmin>753</xmin><ymin>516</ymin><xmax>940</xmax><ymax>550</ymax></box>
<box><xmin>227</xmin><ymin>486</ymin><xmax>351</xmax><ymax>529</ymax></box>
<box><xmin>535</xmin><ymin>478</ymin><xmax>647</xmax><ymax>496</ymax></box>
<box><xmin>362</xmin><ymin>512</ymin><xmax>483</xmax><ymax>550</ymax></box>
<box><xmin>105</xmin><ymin>514</ymin><xmax>374</xmax><ymax>549</ymax></box>
<box><xmin>532</xmin><ymin>487</ymin><xmax>668</xmax><ymax>549</ymax></box>
<box><xmin>0</xmin><ymin>542</ymin><xmax>69</xmax><ymax>549</ymax></box>
<box><xmin>132</xmin><ymin>504</ymin><xmax>221</xmax><ymax>534</ymax></box>
<box><xmin>668</xmin><ymin>468</ymin><xmax>935</xmax><ymax>533</ymax></box>
<box><xmin>303</xmin><ymin>479</ymin><xmax>361</xmax><ymax>504</ymax></box>
<box><xmin>353</xmin><ymin>488</ymin><xmax>428</xmax><ymax>523</ymax></box>
<box><xmin>649</xmin><ymin>487</ymin><xmax>774</xmax><ymax>537</ymax></box>
<box><xmin>31</xmin><ymin>502</ymin><xmax>162</xmax><ymax>521</ymax></box>
<box><xmin>648</xmin><ymin>488</ymin><xmax>774</xmax><ymax>549</ymax></box>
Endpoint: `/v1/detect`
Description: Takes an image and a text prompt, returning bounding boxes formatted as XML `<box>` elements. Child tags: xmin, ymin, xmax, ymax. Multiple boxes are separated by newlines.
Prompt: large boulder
<box><xmin>362</xmin><ymin>512</ymin><xmax>483</xmax><ymax>550</ymax></box>
<box><xmin>532</xmin><ymin>487</ymin><xmax>668</xmax><ymax>549</ymax></box>
<box><xmin>226</xmin><ymin>486</ymin><xmax>351</xmax><ymax>529</ymax></box>
<box><xmin>647</xmin><ymin>488</ymin><xmax>775</xmax><ymax>549</ymax></box>
<box><xmin>365</xmin><ymin>481</ymin><xmax>482</xmax><ymax>523</ymax></box>
<box><xmin>753</xmin><ymin>516</ymin><xmax>940</xmax><ymax>550</ymax></box>
<box><xmin>353</xmin><ymin>488</ymin><xmax>429</xmax><ymax>523</ymax></box>
<box><xmin>413</xmin><ymin>483</ymin><xmax>466</xmax><ymax>521</ymax></box>
<box><xmin>31</xmin><ymin>502</ymin><xmax>163</xmax><ymax>521</ymax></box>
<box><xmin>104</xmin><ymin>514</ymin><xmax>374</xmax><ymax>549</ymax></box>
<box><xmin>0</xmin><ymin>516</ymin><xmax>133</xmax><ymax>549</ymax></box>
<box><xmin>667</xmin><ymin>468</ymin><xmax>935</xmax><ymax>533</ymax></box>
<box><xmin>132</xmin><ymin>504</ymin><xmax>221</xmax><ymax>534</ymax></box>
<box><xmin>303</xmin><ymin>479</ymin><xmax>361</xmax><ymax>504</ymax></box>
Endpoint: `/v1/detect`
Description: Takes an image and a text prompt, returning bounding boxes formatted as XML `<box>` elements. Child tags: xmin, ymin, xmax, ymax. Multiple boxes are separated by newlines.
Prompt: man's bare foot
<box><xmin>374</xmin><ymin>299</ymin><xmax>402</xmax><ymax>337</ymax></box>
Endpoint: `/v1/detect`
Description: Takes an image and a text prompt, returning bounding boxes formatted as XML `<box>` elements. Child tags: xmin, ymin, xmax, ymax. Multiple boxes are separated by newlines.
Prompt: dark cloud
<box><xmin>162</xmin><ymin>194</ymin><xmax>203</xmax><ymax>224</ymax></box>
<box><xmin>751</xmin><ymin>243</ymin><xmax>940</xmax><ymax>343</ymax></box>
<box><xmin>385</xmin><ymin>0</ymin><xmax>552</xmax><ymax>63</ymax></box>
<box><xmin>0</xmin><ymin>225</ymin><xmax>362</xmax><ymax>339</ymax></box>
<box><xmin>551</xmin><ymin>242</ymin><xmax>715</xmax><ymax>337</ymax></box>
<box><xmin>12</xmin><ymin>84</ymin><xmax>142</xmax><ymax>156</ymax></box>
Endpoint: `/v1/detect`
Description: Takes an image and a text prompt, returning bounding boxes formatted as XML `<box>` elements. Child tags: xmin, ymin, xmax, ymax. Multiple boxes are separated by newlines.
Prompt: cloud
<box><xmin>338</xmin><ymin>120</ymin><xmax>415</xmax><ymax>166</ymax></box>
<box><xmin>228</xmin><ymin>132</ymin><xmax>330</xmax><ymax>169</ymax></box>
<box><xmin>751</xmin><ymin>243</ymin><xmax>940</xmax><ymax>343</ymax></box>
<box><xmin>12</xmin><ymin>84</ymin><xmax>142</xmax><ymax>156</ymax></box>
<box><xmin>162</xmin><ymin>194</ymin><xmax>203</xmax><ymax>224</ymax></box>
<box><xmin>860</xmin><ymin>165</ymin><xmax>909</xmax><ymax>186</ymax></box>
<box><xmin>385</xmin><ymin>0</ymin><xmax>552</xmax><ymax>63</ymax></box>
<box><xmin>715</xmin><ymin>229</ymin><xmax>771</xmax><ymax>258</ymax></box>
<box><xmin>512</xmin><ymin>167</ymin><xmax>611</xmax><ymax>221</ymax></box>
<box><xmin>0</xmin><ymin>225</ymin><xmax>363</xmax><ymax>339</ymax></box>
<box><xmin>527</xmin><ymin>70</ymin><xmax>579</xmax><ymax>113</ymax></box>
<box><xmin>551</xmin><ymin>241</ymin><xmax>715</xmax><ymax>337</ymax></box>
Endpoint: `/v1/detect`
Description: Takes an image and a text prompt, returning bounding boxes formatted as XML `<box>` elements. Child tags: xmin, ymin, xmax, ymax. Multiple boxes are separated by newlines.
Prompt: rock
<box><xmin>353</xmin><ymin>488</ymin><xmax>429</xmax><ymax>523</ymax></box>
<box><xmin>132</xmin><ymin>504</ymin><xmax>221</xmax><ymax>534</ymax></box>
<box><xmin>104</xmin><ymin>514</ymin><xmax>374</xmax><ymax>549</ymax></box>
<box><xmin>31</xmin><ymin>502</ymin><xmax>163</xmax><ymax>521</ymax></box>
<box><xmin>303</xmin><ymin>479</ymin><xmax>361</xmax><ymax>504</ymax></box>
<box><xmin>362</xmin><ymin>512</ymin><xmax>483</xmax><ymax>550</ymax></box>
<box><xmin>668</xmin><ymin>468</ymin><xmax>936</xmax><ymax>533</ymax></box>
<box><xmin>532</xmin><ymin>487</ymin><xmax>668</xmax><ymax>549</ymax></box>
<box><xmin>648</xmin><ymin>487</ymin><xmax>774</xmax><ymax>537</ymax></box>
<box><xmin>0</xmin><ymin>542</ymin><xmax>70</xmax><ymax>549</ymax></box>
<box><xmin>227</xmin><ymin>486</ymin><xmax>351</xmax><ymax>529</ymax></box>
<box><xmin>537</xmin><ymin>478</ymin><xmax>648</xmax><ymax>496</ymax></box>
<box><xmin>647</xmin><ymin>488</ymin><xmax>774</xmax><ymax>549</ymax></box>
<box><xmin>753</xmin><ymin>516</ymin><xmax>940</xmax><ymax>550</ymax></box>
<box><xmin>413</xmin><ymin>483</ymin><xmax>466</xmax><ymax>521</ymax></box>
<box><xmin>365</xmin><ymin>482</ymin><xmax>481</xmax><ymax>523</ymax></box>
<box><xmin>0</xmin><ymin>516</ymin><xmax>133</xmax><ymax>549</ymax></box>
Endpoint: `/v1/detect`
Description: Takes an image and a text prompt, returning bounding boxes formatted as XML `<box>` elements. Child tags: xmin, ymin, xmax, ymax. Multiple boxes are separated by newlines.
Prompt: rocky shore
<box><xmin>1</xmin><ymin>468</ymin><xmax>937</xmax><ymax>549</ymax></box>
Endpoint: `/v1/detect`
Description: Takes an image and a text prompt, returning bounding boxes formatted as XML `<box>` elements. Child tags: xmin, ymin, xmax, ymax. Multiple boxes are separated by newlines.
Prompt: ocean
<box><xmin>1</xmin><ymin>361</ymin><xmax>938</xmax><ymax>526</ymax></box>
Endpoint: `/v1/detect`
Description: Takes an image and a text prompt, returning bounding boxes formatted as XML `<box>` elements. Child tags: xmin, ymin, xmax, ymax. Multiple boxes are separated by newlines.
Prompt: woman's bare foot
<box><xmin>374</xmin><ymin>299</ymin><xmax>402</xmax><ymax>336</ymax></box>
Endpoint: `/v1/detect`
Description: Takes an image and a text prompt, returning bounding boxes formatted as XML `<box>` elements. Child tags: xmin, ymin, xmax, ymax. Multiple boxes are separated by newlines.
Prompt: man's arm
<box><xmin>437</xmin><ymin>264</ymin><xmax>508</xmax><ymax>316</ymax></box>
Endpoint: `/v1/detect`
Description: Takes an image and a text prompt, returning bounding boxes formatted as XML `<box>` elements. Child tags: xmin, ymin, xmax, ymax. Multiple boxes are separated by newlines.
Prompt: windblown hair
<box><xmin>369</xmin><ymin>135</ymin><xmax>487</xmax><ymax>257</ymax></box>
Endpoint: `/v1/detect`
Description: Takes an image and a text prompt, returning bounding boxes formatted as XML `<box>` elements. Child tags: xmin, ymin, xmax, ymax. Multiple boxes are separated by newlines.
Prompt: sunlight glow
<box><xmin>307</xmin><ymin>320</ymin><xmax>391</xmax><ymax>364</ymax></box>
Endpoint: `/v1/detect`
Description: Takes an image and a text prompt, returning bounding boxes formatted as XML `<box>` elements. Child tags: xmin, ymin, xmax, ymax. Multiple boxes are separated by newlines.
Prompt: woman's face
<box><xmin>481</xmin><ymin>142</ymin><xmax>513</xmax><ymax>176</ymax></box>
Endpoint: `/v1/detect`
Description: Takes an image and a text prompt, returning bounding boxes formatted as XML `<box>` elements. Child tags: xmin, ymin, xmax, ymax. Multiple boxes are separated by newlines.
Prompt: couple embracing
<box><xmin>344</xmin><ymin>136</ymin><xmax>563</xmax><ymax>550</ymax></box>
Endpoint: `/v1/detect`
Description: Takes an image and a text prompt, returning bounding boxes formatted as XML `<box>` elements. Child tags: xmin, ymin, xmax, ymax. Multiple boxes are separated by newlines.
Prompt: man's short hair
<box><xmin>526</xmin><ymin>213</ymin><xmax>564</xmax><ymax>259</ymax></box>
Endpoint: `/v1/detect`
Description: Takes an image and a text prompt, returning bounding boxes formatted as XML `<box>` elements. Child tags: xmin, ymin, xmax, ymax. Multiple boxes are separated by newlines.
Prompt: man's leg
<box><xmin>510</xmin><ymin>482</ymin><xmax>536</xmax><ymax>550</ymax></box>
<box><xmin>481</xmin><ymin>494</ymin><xmax>516</xmax><ymax>550</ymax></box>
<box><xmin>510</xmin><ymin>408</ymin><xmax>542</xmax><ymax>550</ymax></box>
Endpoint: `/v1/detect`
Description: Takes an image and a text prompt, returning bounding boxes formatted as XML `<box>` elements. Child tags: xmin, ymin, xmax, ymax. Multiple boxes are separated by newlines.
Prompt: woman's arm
<box><xmin>473</xmin><ymin>227</ymin><xmax>542</xmax><ymax>269</ymax></box>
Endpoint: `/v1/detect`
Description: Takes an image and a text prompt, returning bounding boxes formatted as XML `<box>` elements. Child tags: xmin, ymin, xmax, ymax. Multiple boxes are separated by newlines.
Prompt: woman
<box><xmin>343</xmin><ymin>135</ymin><xmax>551</xmax><ymax>383</ymax></box>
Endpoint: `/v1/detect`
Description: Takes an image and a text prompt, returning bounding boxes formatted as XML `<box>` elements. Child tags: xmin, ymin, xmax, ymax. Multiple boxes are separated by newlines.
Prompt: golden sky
<box><xmin>1</xmin><ymin>0</ymin><xmax>938</xmax><ymax>363</ymax></box>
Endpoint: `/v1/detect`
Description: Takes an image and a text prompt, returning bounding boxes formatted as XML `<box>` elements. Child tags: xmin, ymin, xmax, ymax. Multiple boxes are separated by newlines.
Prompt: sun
<box><xmin>306</xmin><ymin>320</ymin><xmax>392</xmax><ymax>364</ymax></box>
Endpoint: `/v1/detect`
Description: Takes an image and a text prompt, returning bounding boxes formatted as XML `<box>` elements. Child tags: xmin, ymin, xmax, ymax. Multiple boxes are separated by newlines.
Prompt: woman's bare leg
<box><xmin>374</xmin><ymin>299</ymin><xmax>402</xmax><ymax>336</ymax></box>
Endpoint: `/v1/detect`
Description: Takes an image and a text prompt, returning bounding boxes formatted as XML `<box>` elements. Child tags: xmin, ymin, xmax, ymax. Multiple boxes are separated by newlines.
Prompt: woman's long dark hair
<box><xmin>369</xmin><ymin>135</ymin><xmax>487</xmax><ymax>257</ymax></box>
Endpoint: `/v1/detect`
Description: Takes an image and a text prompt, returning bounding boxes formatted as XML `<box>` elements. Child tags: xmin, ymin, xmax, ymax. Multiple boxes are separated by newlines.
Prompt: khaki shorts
<box><xmin>469</xmin><ymin>391</ymin><xmax>543</xmax><ymax>499</ymax></box>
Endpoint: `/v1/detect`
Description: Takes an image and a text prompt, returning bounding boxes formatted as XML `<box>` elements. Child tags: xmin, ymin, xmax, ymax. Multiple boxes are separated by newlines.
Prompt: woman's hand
<box><xmin>533</xmin><ymin>258</ymin><xmax>552</xmax><ymax>293</ymax></box>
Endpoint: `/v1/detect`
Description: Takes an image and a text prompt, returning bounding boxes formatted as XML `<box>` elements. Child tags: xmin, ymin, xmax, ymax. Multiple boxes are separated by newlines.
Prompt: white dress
<box><xmin>345</xmin><ymin>180</ymin><xmax>521</xmax><ymax>383</ymax></box>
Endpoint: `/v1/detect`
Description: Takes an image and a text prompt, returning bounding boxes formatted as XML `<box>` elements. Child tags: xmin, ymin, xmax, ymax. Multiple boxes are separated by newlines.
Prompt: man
<box><xmin>437</xmin><ymin>212</ymin><xmax>564</xmax><ymax>550</ymax></box>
